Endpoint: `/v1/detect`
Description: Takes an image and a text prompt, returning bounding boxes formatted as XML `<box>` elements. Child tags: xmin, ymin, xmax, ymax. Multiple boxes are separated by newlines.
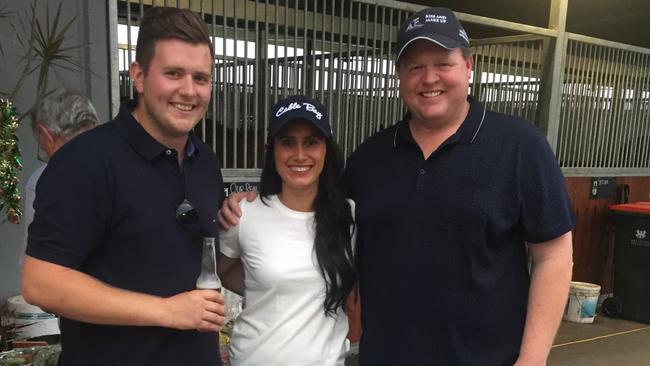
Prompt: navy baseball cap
<box><xmin>268</xmin><ymin>95</ymin><xmax>332</xmax><ymax>139</ymax></box>
<box><xmin>393</xmin><ymin>7</ymin><xmax>470</xmax><ymax>61</ymax></box>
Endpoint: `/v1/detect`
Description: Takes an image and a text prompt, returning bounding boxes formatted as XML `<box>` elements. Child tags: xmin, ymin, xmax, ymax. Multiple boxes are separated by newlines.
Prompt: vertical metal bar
<box><xmin>378</xmin><ymin>6</ymin><xmax>388</xmax><ymax>131</ymax></box>
<box><xmin>629</xmin><ymin>52</ymin><xmax>646</xmax><ymax>168</ymax></box>
<box><xmin>210</xmin><ymin>0</ymin><xmax>217</xmax><ymax>154</ymax></box>
<box><xmin>273</xmin><ymin>0</ymin><xmax>279</xmax><ymax>101</ymax></box>
<box><xmin>387</xmin><ymin>8</ymin><xmax>397</xmax><ymax>129</ymax></box>
<box><xmin>367</xmin><ymin>5</ymin><xmax>377</xmax><ymax>134</ymax></box>
<box><xmin>534</xmin><ymin>39</ymin><xmax>545</xmax><ymax>123</ymax></box>
<box><xmin>311</xmin><ymin>0</ymin><xmax>317</xmax><ymax>98</ymax></box>
<box><xmin>197</xmin><ymin>0</ymin><xmax>206</xmax><ymax>143</ymax></box>
<box><xmin>508</xmin><ymin>41</ymin><xmax>517</xmax><ymax>116</ymax></box>
<box><xmin>600</xmin><ymin>49</ymin><xmax>625</xmax><ymax>168</ymax></box>
<box><xmin>351</xmin><ymin>2</ymin><xmax>362</xmax><ymax>151</ymax></box>
<box><xmin>263</xmin><ymin>0</ymin><xmax>269</xmax><ymax>147</ymax></box>
<box><xmin>576</xmin><ymin>42</ymin><xmax>596</xmax><ymax>168</ymax></box>
<box><xmin>619</xmin><ymin>50</ymin><xmax>637</xmax><ymax>168</ymax></box>
<box><xmin>293</xmin><ymin>0</ymin><xmax>298</xmax><ymax>93</ymax></box>
<box><xmin>481</xmin><ymin>44</ymin><xmax>488</xmax><ymax>105</ymax></box>
<box><xmin>594</xmin><ymin>46</ymin><xmax>615</xmax><ymax>168</ymax></box>
<box><xmin>586</xmin><ymin>45</ymin><xmax>607</xmax><ymax>168</ymax></box>
<box><xmin>282</xmin><ymin>0</ymin><xmax>288</xmax><ymax>97</ymax></box>
<box><xmin>487</xmin><ymin>44</ymin><xmax>497</xmax><ymax>110</ymax></box>
<box><xmin>516</xmin><ymin>42</ymin><xmax>527</xmax><ymax>118</ymax></box>
<box><xmin>598</xmin><ymin>46</ymin><xmax>616</xmax><ymax>168</ymax></box>
<box><xmin>526</xmin><ymin>40</ymin><xmax>536</xmax><ymax>120</ymax></box>
<box><xmin>556</xmin><ymin>40</ymin><xmax>573</xmax><ymax>166</ymax></box>
<box><xmin>610</xmin><ymin>49</ymin><xmax>629</xmax><ymax>168</ymax></box>
<box><xmin>624</xmin><ymin>52</ymin><xmax>638</xmax><ymax>168</ymax></box>
<box><xmin>506</xmin><ymin>43</ymin><xmax>514</xmax><ymax>114</ymax></box>
<box><xmin>319</xmin><ymin>0</ymin><xmax>326</xmax><ymax>100</ymax></box>
<box><xmin>496</xmin><ymin>43</ymin><xmax>506</xmax><ymax>113</ymax></box>
<box><xmin>470</xmin><ymin>45</ymin><xmax>481</xmax><ymax>101</ymax></box>
<box><xmin>221</xmin><ymin>0</ymin><xmax>228</xmax><ymax>167</ymax></box>
<box><xmin>624</xmin><ymin>51</ymin><xmax>641</xmax><ymax>168</ymax></box>
<box><xmin>563</xmin><ymin>40</ymin><xmax>581</xmax><ymax>167</ymax></box>
<box><xmin>583</xmin><ymin>43</ymin><xmax>601</xmax><ymax>168</ymax></box>
<box><xmin>242</xmin><ymin>0</ymin><xmax>249</xmax><ymax>168</ymax></box>
<box><xmin>559</xmin><ymin>40</ymin><xmax>575</xmax><ymax>167</ymax></box>
<box><xmin>253</xmin><ymin>0</ymin><xmax>259</xmax><ymax>167</ymax></box>
<box><xmin>302</xmin><ymin>0</ymin><xmax>308</xmax><ymax>94</ymax></box>
<box><xmin>126</xmin><ymin>1</ymin><xmax>133</xmax><ymax>99</ymax></box>
<box><xmin>638</xmin><ymin>54</ymin><xmax>650</xmax><ymax>167</ymax></box>
<box><xmin>343</xmin><ymin>0</ymin><xmax>354</xmax><ymax>158</ymax></box>
<box><xmin>335</xmin><ymin>0</ymin><xmax>344</xmax><ymax>142</ymax></box>
<box><xmin>328</xmin><ymin>0</ymin><xmax>335</xmax><ymax>125</ymax></box>
<box><xmin>560</xmin><ymin>40</ymin><xmax>575</xmax><ymax>167</ymax></box>
<box><xmin>360</xmin><ymin>3</ymin><xmax>370</xmax><ymax>145</ymax></box>
<box><xmin>523</xmin><ymin>42</ymin><xmax>534</xmax><ymax>121</ymax></box>
<box><xmin>231</xmin><ymin>0</ymin><xmax>238</xmax><ymax>168</ymax></box>
<box><xmin>365</xmin><ymin>5</ymin><xmax>374</xmax><ymax>134</ymax></box>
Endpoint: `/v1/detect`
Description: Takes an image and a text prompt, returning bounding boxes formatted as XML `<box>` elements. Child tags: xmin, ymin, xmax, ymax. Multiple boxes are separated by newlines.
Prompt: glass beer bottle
<box><xmin>196</xmin><ymin>237</ymin><xmax>222</xmax><ymax>290</ymax></box>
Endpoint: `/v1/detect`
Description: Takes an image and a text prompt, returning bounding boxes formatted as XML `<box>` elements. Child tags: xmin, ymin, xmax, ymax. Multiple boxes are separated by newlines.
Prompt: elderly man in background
<box><xmin>19</xmin><ymin>88</ymin><xmax>98</xmax><ymax>266</ymax></box>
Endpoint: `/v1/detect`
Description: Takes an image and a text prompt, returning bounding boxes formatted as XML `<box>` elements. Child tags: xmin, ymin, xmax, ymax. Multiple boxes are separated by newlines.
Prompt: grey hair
<box><xmin>31</xmin><ymin>88</ymin><xmax>99</xmax><ymax>140</ymax></box>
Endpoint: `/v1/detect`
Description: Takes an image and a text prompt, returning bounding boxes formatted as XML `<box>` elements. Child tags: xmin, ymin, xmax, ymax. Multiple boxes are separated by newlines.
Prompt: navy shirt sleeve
<box><xmin>518</xmin><ymin>126</ymin><xmax>576</xmax><ymax>243</ymax></box>
<box><xmin>27</xmin><ymin>136</ymin><xmax>111</xmax><ymax>269</ymax></box>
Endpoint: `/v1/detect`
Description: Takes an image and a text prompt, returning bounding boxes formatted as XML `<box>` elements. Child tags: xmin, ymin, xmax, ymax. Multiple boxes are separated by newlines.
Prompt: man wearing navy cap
<box><xmin>343</xmin><ymin>7</ymin><xmax>575</xmax><ymax>366</ymax></box>
<box><xmin>219</xmin><ymin>7</ymin><xmax>575</xmax><ymax>366</ymax></box>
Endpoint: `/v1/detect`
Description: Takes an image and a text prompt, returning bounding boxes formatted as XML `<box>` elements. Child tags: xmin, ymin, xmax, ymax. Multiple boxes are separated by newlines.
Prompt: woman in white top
<box><xmin>218</xmin><ymin>95</ymin><xmax>356</xmax><ymax>366</ymax></box>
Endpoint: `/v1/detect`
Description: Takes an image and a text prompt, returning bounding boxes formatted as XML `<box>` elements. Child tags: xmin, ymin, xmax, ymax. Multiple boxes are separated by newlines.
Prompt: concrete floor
<box><xmin>549</xmin><ymin>315</ymin><xmax>650</xmax><ymax>366</ymax></box>
<box><xmin>345</xmin><ymin>314</ymin><xmax>650</xmax><ymax>365</ymax></box>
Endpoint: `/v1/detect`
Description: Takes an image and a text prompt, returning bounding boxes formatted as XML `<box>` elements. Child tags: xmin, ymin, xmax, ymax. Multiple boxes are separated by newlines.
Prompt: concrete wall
<box><xmin>0</xmin><ymin>0</ymin><xmax>112</xmax><ymax>302</ymax></box>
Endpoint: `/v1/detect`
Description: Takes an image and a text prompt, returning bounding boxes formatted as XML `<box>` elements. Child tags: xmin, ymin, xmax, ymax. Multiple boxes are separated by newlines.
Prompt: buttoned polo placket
<box><xmin>393</xmin><ymin>96</ymin><xmax>486</xmax><ymax>197</ymax></box>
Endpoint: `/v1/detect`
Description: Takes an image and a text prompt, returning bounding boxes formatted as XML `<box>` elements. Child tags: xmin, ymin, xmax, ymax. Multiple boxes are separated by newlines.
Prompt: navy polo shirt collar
<box><xmin>393</xmin><ymin>95</ymin><xmax>487</xmax><ymax>149</ymax></box>
<box><xmin>116</xmin><ymin>100</ymin><xmax>199</xmax><ymax>161</ymax></box>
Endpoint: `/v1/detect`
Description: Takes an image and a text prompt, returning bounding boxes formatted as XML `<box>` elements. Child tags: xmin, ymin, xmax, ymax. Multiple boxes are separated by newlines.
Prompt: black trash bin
<box><xmin>608</xmin><ymin>202</ymin><xmax>650</xmax><ymax>324</ymax></box>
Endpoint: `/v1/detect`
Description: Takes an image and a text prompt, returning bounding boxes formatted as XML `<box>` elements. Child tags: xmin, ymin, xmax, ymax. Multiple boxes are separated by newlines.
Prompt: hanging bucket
<box><xmin>563</xmin><ymin>282</ymin><xmax>601</xmax><ymax>323</ymax></box>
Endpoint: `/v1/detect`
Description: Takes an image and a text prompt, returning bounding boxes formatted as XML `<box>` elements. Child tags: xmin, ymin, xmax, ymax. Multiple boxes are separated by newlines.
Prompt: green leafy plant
<box><xmin>0</xmin><ymin>0</ymin><xmax>88</xmax><ymax>225</ymax></box>
<box><xmin>5</xmin><ymin>0</ymin><xmax>87</xmax><ymax>116</ymax></box>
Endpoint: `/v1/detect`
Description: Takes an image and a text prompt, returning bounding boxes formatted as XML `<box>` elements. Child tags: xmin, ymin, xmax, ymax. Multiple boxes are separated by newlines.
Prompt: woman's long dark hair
<box><xmin>260</xmin><ymin>134</ymin><xmax>356</xmax><ymax>316</ymax></box>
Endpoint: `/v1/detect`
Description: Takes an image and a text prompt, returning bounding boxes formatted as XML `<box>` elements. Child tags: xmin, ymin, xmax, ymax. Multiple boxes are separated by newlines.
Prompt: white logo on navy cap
<box><xmin>275</xmin><ymin>101</ymin><xmax>323</xmax><ymax>120</ymax></box>
<box><xmin>406</xmin><ymin>17</ymin><xmax>424</xmax><ymax>32</ymax></box>
<box><xmin>302</xmin><ymin>103</ymin><xmax>323</xmax><ymax>120</ymax></box>
<box><xmin>459</xmin><ymin>28</ymin><xmax>469</xmax><ymax>43</ymax></box>
<box><xmin>424</xmin><ymin>14</ymin><xmax>447</xmax><ymax>23</ymax></box>
<box><xmin>275</xmin><ymin>102</ymin><xmax>301</xmax><ymax>117</ymax></box>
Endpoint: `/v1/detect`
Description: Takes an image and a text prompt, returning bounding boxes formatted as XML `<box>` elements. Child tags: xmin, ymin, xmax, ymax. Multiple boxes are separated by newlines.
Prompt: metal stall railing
<box><xmin>114</xmin><ymin>0</ymin><xmax>650</xmax><ymax>177</ymax></box>
<box><xmin>557</xmin><ymin>35</ymin><xmax>650</xmax><ymax>176</ymax></box>
<box><xmin>116</xmin><ymin>0</ymin><xmax>416</xmax><ymax>172</ymax></box>
<box><xmin>470</xmin><ymin>35</ymin><xmax>547</xmax><ymax>124</ymax></box>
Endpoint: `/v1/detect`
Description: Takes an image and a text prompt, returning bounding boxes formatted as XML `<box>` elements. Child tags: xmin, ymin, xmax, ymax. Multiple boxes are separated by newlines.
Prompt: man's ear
<box><xmin>37</xmin><ymin>124</ymin><xmax>56</xmax><ymax>157</ymax></box>
<box><xmin>465</xmin><ymin>55</ymin><xmax>473</xmax><ymax>80</ymax></box>
<box><xmin>130</xmin><ymin>61</ymin><xmax>145</xmax><ymax>94</ymax></box>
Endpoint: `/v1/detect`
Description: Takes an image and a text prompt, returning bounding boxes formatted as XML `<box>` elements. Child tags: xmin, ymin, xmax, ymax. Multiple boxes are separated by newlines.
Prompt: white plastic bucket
<box><xmin>7</xmin><ymin>295</ymin><xmax>60</xmax><ymax>339</ymax></box>
<box><xmin>563</xmin><ymin>282</ymin><xmax>601</xmax><ymax>323</ymax></box>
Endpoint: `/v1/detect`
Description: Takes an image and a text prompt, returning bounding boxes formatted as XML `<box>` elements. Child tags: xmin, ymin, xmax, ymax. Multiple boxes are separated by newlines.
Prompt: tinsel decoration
<box><xmin>0</xmin><ymin>98</ymin><xmax>22</xmax><ymax>224</ymax></box>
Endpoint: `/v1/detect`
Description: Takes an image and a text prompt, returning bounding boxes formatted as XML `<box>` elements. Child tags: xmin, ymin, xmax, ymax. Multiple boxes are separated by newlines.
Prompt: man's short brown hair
<box><xmin>135</xmin><ymin>7</ymin><xmax>214</xmax><ymax>73</ymax></box>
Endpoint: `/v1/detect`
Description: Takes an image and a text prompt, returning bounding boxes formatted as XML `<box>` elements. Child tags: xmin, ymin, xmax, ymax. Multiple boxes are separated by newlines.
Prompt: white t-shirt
<box><xmin>20</xmin><ymin>164</ymin><xmax>47</xmax><ymax>266</ymax></box>
<box><xmin>219</xmin><ymin>194</ymin><xmax>355</xmax><ymax>366</ymax></box>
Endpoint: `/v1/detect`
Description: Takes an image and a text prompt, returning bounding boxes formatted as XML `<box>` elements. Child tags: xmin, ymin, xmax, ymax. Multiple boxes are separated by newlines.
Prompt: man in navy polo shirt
<box><xmin>22</xmin><ymin>7</ymin><xmax>225</xmax><ymax>366</ymax></box>
<box><xmin>343</xmin><ymin>7</ymin><xmax>575</xmax><ymax>366</ymax></box>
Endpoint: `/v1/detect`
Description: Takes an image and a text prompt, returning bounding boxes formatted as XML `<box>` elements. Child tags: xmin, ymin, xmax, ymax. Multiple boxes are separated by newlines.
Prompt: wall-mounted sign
<box><xmin>223</xmin><ymin>181</ymin><xmax>259</xmax><ymax>197</ymax></box>
<box><xmin>590</xmin><ymin>177</ymin><xmax>616</xmax><ymax>199</ymax></box>
<box><xmin>222</xmin><ymin>169</ymin><xmax>262</xmax><ymax>197</ymax></box>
